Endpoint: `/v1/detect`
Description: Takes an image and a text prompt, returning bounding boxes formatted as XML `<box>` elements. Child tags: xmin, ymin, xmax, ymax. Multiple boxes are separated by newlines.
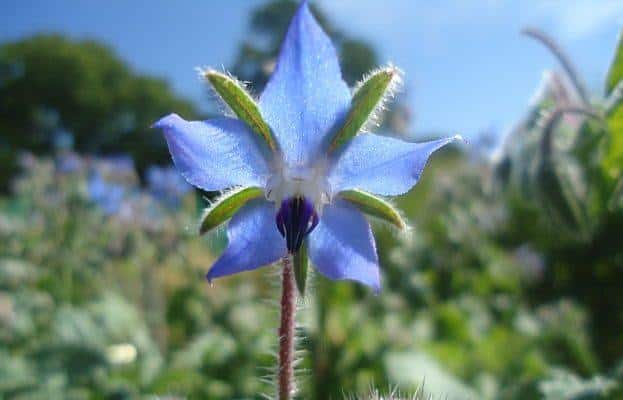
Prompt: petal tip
<box><xmin>205</xmin><ymin>269</ymin><xmax>215</xmax><ymax>284</ymax></box>
<box><xmin>152</xmin><ymin>113</ymin><xmax>182</xmax><ymax>130</ymax></box>
<box><xmin>201</xmin><ymin>67</ymin><xmax>223</xmax><ymax>80</ymax></box>
<box><xmin>294</xmin><ymin>0</ymin><xmax>319</xmax><ymax>30</ymax></box>
<box><xmin>453</xmin><ymin>134</ymin><xmax>466</xmax><ymax>144</ymax></box>
<box><xmin>381</xmin><ymin>64</ymin><xmax>404</xmax><ymax>86</ymax></box>
<box><xmin>358</xmin><ymin>275</ymin><xmax>381</xmax><ymax>294</ymax></box>
<box><xmin>369</xmin><ymin>271</ymin><xmax>382</xmax><ymax>294</ymax></box>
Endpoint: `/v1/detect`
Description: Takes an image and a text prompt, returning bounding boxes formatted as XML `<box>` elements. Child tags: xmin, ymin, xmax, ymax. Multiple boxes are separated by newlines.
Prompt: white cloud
<box><xmin>533</xmin><ymin>0</ymin><xmax>623</xmax><ymax>40</ymax></box>
<box><xmin>320</xmin><ymin>0</ymin><xmax>623</xmax><ymax>40</ymax></box>
<box><xmin>318</xmin><ymin>0</ymin><xmax>506</xmax><ymax>32</ymax></box>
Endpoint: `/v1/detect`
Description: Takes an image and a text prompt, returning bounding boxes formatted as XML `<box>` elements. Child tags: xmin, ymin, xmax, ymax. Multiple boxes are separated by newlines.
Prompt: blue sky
<box><xmin>1</xmin><ymin>0</ymin><xmax>622</xmax><ymax>140</ymax></box>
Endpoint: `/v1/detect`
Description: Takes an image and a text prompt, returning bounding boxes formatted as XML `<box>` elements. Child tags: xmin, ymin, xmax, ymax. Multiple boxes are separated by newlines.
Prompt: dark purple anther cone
<box><xmin>276</xmin><ymin>196</ymin><xmax>319</xmax><ymax>253</ymax></box>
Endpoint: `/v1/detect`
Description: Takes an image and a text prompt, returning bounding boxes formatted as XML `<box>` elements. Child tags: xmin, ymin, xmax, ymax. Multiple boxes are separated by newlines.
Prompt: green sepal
<box><xmin>199</xmin><ymin>187</ymin><xmax>263</xmax><ymax>235</ymax></box>
<box><xmin>204</xmin><ymin>70</ymin><xmax>277</xmax><ymax>152</ymax></box>
<box><xmin>328</xmin><ymin>66</ymin><xmax>401</xmax><ymax>152</ymax></box>
<box><xmin>606</xmin><ymin>29</ymin><xmax>623</xmax><ymax>96</ymax></box>
<box><xmin>293</xmin><ymin>242</ymin><xmax>309</xmax><ymax>297</ymax></box>
<box><xmin>339</xmin><ymin>189</ymin><xmax>406</xmax><ymax>230</ymax></box>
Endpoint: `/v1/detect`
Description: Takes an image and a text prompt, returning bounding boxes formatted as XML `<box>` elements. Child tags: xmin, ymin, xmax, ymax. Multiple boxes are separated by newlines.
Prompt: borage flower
<box><xmin>154</xmin><ymin>1</ymin><xmax>460</xmax><ymax>293</ymax></box>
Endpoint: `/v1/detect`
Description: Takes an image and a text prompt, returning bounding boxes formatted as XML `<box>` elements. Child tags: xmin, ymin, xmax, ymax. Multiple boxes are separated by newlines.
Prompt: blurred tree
<box><xmin>0</xmin><ymin>34</ymin><xmax>198</xmax><ymax>191</ymax></box>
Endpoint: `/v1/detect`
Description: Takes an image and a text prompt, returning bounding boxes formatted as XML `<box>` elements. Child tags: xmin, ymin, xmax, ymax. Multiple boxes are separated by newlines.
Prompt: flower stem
<box><xmin>278</xmin><ymin>256</ymin><xmax>296</xmax><ymax>400</ymax></box>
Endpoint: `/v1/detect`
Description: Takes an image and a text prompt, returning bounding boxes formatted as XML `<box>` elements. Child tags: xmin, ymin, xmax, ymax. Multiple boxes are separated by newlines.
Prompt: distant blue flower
<box><xmin>86</xmin><ymin>154</ymin><xmax>138</xmax><ymax>214</ymax></box>
<box><xmin>146</xmin><ymin>165</ymin><xmax>192</xmax><ymax>208</ymax></box>
<box><xmin>154</xmin><ymin>1</ymin><xmax>458</xmax><ymax>291</ymax></box>
<box><xmin>55</xmin><ymin>152</ymin><xmax>83</xmax><ymax>174</ymax></box>
<box><xmin>52</xmin><ymin>128</ymin><xmax>74</xmax><ymax>151</ymax></box>
<box><xmin>87</xmin><ymin>172</ymin><xmax>126</xmax><ymax>215</ymax></box>
<box><xmin>94</xmin><ymin>155</ymin><xmax>136</xmax><ymax>182</ymax></box>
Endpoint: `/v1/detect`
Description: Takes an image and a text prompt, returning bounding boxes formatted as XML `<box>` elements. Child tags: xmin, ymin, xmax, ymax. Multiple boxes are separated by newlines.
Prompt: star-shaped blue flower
<box><xmin>154</xmin><ymin>1</ymin><xmax>459</xmax><ymax>292</ymax></box>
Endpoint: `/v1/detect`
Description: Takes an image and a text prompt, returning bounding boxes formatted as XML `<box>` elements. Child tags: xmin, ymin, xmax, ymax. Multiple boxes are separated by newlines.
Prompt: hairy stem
<box><xmin>522</xmin><ymin>27</ymin><xmax>590</xmax><ymax>105</ymax></box>
<box><xmin>278</xmin><ymin>256</ymin><xmax>296</xmax><ymax>400</ymax></box>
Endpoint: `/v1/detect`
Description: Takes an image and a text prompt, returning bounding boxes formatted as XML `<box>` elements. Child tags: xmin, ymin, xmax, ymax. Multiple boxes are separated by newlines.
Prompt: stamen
<box><xmin>275</xmin><ymin>196</ymin><xmax>319</xmax><ymax>253</ymax></box>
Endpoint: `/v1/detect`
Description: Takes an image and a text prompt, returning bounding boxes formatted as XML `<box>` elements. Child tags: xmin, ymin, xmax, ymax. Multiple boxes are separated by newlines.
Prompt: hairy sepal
<box><xmin>293</xmin><ymin>241</ymin><xmax>309</xmax><ymax>297</ymax></box>
<box><xmin>339</xmin><ymin>189</ymin><xmax>406</xmax><ymax>230</ymax></box>
<box><xmin>203</xmin><ymin>69</ymin><xmax>278</xmax><ymax>152</ymax></box>
<box><xmin>328</xmin><ymin>65</ymin><xmax>402</xmax><ymax>152</ymax></box>
<box><xmin>199</xmin><ymin>187</ymin><xmax>264</xmax><ymax>235</ymax></box>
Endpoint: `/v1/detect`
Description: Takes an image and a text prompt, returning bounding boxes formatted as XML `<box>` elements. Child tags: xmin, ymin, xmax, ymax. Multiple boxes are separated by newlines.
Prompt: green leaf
<box><xmin>605</xmin><ymin>80</ymin><xmax>623</xmax><ymax>116</ymax></box>
<box><xmin>604</xmin><ymin>104</ymin><xmax>623</xmax><ymax>179</ymax></box>
<box><xmin>199</xmin><ymin>187</ymin><xmax>263</xmax><ymax>235</ymax></box>
<box><xmin>606</xmin><ymin>30</ymin><xmax>623</xmax><ymax>96</ymax></box>
<box><xmin>204</xmin><ymin>70</ymin><xmax>277</xmax><ymax>151</ymax></box>
<box><xmin>328</xmin><ymin>66</ymin><xmax>401</xmax><ymax>152</ymax></box>
<box><xmin>608</xmin><ymin>175</ymin><xmax>623</xmax><ymax>211</ymax></box>
<box><xmin>339</xmin><ymin>189</ymin><xmax>406</xmax><ymax>230</ymax></box>
<box><xmin>293</xmin><ymin>242</ymin><xmax>309</xmax><ymax>297</ymax></box>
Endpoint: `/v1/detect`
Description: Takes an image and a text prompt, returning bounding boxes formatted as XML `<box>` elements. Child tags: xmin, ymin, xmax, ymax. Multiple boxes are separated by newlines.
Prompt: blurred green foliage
<box><xmin>1</xmin><ymin>2</ymin><xmax>623</xmax><ymax>399</ymax></box>
<box><xmin>0</xmin><ymin>155</ymin><xmax>277</xmax><ymax>398</ymax></box>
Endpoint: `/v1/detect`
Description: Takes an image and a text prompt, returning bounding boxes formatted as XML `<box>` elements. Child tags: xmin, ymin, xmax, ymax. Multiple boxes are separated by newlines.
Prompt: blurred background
<box><xmin>1</xmin><ymin>1</ymin><xmax>623</xmax><ymax>399</ymax></box>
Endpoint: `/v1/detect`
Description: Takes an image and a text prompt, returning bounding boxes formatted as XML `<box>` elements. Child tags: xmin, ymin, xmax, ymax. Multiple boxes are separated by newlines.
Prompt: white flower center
<box><xmin>265</xmin><ymin>159</ymin><xmax>331</xmax><ymax>213</ymax></box>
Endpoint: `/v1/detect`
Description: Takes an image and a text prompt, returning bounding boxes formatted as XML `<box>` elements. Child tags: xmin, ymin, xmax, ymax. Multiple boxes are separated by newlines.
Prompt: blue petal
<box><xmin>259</xmin><ymin>1</ymin><xmax>351</xmax><ymax>166</ymax></box>
<box><xmin>207</xmin><ymin>199</ymin><xmax>287</xmax><ymax>282</ymax></box>
<box><xmin>154</xmin><ymin>113</ymin><xmax>270</xmax><ymax>191</ymax></box>
<box><xmin>308</xmin><ymin>200</ymin><xmax>380</xmax><ymax>292</ymax></box>
<box><xmin>329</xmin><ymin>134</ymin><xmax>462</xmax><ymax>196</ymax></box>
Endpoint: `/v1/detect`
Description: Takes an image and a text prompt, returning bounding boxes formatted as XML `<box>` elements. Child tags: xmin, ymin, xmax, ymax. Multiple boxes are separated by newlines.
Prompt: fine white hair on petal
<box><xmin>370</xmin><ymin>197</ymin><xmax>412</xmax><ymax>234</ymax></box>
<box><xmin>196</xmin><ymin>185</ymin><xmax>262</xmax><ymax>233</ymax></box>
<box><xmin>197</xmin><ymin>66</ymin><xmax>261</xmax><ymax>118</ymax></box>
<box><xmin>352</xmin><ymin>63</ymin><xmax>404</xmax><ymax>134</ymax></box>
<box><xmin>194</xmin><ymin>65</ymin><xmax>207</xmax><ymax>81</ymax></box>
<box><xmin>197</xmin><ymin>65</ymin><xmax>235</xmax><ymax>118</ymax></box>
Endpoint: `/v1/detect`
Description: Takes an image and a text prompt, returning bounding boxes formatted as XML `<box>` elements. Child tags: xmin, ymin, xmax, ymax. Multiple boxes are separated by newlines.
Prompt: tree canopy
<box><xmin>0</xmin><ymin>34</ymin><xmax>198</xmax><ymax>191</ymax></box>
